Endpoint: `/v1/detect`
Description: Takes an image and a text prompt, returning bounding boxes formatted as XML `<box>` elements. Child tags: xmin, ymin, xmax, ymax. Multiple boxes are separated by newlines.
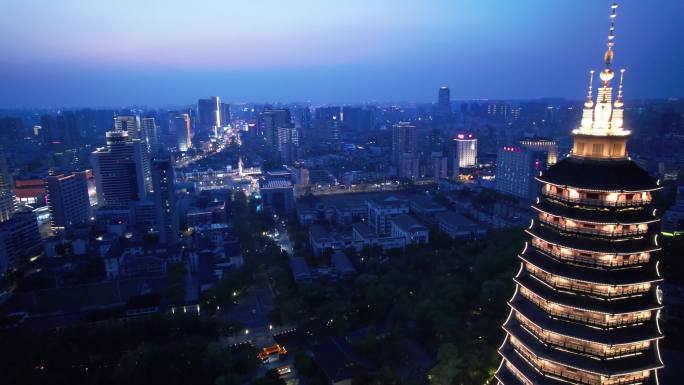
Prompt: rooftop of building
<box><xmin>434</xmin><ymin>210</ymin><xmax>482</xmax><ymax>229</ymax></box>
<box><xmin>390</xmin><ymin>214</ymin><xmax>427</xmax><ymax>233</ymax></box>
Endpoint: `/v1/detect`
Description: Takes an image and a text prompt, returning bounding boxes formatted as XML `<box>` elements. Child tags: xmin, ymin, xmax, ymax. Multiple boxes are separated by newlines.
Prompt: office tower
<box><xmin>259</xmin><ymin>109</ymin><xmax>292</xmax><ymax>149</ymax></box>
<box><xmin>314</xmin><ymin>106</ymin><xmax>342</xmax><ymax>142</ymax></box>
<box><xmin>198</xmin><ymin>96</ymin><xmax>220</xmax><ymax>129</ymax></box>
<box><xmin>453</xmin><ymin>133</ymin><xmax>477</xmax><ymax>168</ymax></box>
<box><xmin>391</xmin><ymin>122</ymin><xmax>417</xmax><ymax>166</ymax></box>
<box><xmin>114</xmin><ymin>115</ymin><xmax>143</xmax><ymax>141</ymax></box>
<box><xmin>0</xmin><ymin>211</ymin><xmax>41</xmax><ymax>276</ymax></box>
<box><xmin>46</xmin><ymin>171</ymin><xmax>90</xmax><ymax>230</ymax></box>
<box><xmin>91</xmin><ymin>130</ymin><xmax>149</xmax><ymax>207</ymax></box>
<box><xmin>220</xmin><ymin>102</ymin><xmax>231</xmax><ymax>126</ymax></box>
<box><xmin>435</xmin><ymin>86</ymin><xmax>452</xmax><ymax>121</ymax></box>
<box><xmin>152</xmin><ymin>158</ymin><xmax>178</xmax><ymax>244</ymax></box>
<box><xmin>172</xmin><ymin>113</ymin><xmax>192</xmax><ymax>152</ymax></box>
<box><xmin>519</xmin><ymin>136</ymin><xmax>559</xmax><ymax>166</ymax></box>
<box><xmin>0</xmin><ymin>147</ymin><xmax>14</xmax><ymax>222</ymax></box>
<box><xmin>430</xmin><ymin>151</ymin><xmax>448</xmax><ymax>180</ymax></box>
<box><xmin>496</xmin><ymin>4</ymin><xmax>664</xmax><ymax>384</ymax></box>
<box><xmin>277</xmin><ymin>125</ymin><xmax>299</xmax><ymax>164</ymax></box>
<box><xmin>495</xmin><ymin>146</ymin><xmax>547</xmax><ymax>201</ymax></box>
<box><xmin>142</xmin><ymin>117</ymin><xmax>160</xmax><ymax>155</ymax></box>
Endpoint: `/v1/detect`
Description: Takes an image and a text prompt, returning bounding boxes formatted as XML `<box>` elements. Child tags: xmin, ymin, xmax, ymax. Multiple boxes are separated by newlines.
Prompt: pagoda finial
<box><xmin>600</xmin><ymin>2</ymin><xmax>619</xmax><ymax>84</ymax></box>
<box><xmin>586</xmin><ymin>70</ymin><xmax>595</xmax><ymax>100</ymax></box>
<box><xmin>617</xmin><ymin>69</ymin><xmax>625</xmax><ymax>100</ymax></box>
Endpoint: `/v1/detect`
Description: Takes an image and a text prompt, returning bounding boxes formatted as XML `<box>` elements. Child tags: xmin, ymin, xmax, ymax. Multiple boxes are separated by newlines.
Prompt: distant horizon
<box><xmin>1</xmin><ymin>1</ymin><xmax>682</xmax><ymax>107</ymax></box>
<box><xmin>1</xmin><ymin>96</ymin><xmax>682</xmax><ymax>112</ymax></box>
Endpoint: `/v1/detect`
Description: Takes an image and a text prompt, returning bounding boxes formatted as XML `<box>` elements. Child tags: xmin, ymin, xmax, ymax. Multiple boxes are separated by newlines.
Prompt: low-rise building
<box><xmin>434</xmin><ymin>211</ymin><xmax>487</xmax><ymax>240</ymax></box>
<box><xmin>367</xmin><ymin>196</ymin><xmax>409</xmax><ymax>235</ymax></box>
<box><xmin>390</xmin><ymin>214</ymin><xmax>429</xmax><ymax>245</ymax></box>
<box><xmin>104</xmin><ymin>242</ymin><xmax>183</xmax><ymax>280</ymax></box>
<box><xmin>0</xmin><ymin>211</ymin><xmax>42</xmax><ymax>276</ymax></box>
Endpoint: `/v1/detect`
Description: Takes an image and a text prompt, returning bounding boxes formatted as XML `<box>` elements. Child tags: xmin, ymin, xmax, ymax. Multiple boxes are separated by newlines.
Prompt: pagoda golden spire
<box><xmin>574</xmin><ymin>1</ymin><xmax>629</xmax><ymax>139</ymax></box>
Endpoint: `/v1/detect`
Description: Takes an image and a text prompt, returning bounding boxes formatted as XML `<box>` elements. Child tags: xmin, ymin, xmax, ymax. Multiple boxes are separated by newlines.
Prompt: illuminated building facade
<box><xmin>453</xmin><ymin>133</ymin><xmax>477</xmax><ymax>168</ymax></box>
<box><xmin>519</xmin><ymin>137</ymin><xmax>559</xmax><ymax>167</ymax></box>
<box><xmin>496</xmin><ymin>3</ymin><xmax>664</xmax><ymax>384</ymax></box>
<box><xmin>495</xmin><ymin>146</ymin><xmax>547</xmax><ymax>202</ymax></box>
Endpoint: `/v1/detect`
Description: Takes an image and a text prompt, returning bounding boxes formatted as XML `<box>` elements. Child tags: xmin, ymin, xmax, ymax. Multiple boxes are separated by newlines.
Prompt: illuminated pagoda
<box><xmin>495</xmin><ymin>3</ymin><xmax>664</xmax><ymax>385</ymax></box>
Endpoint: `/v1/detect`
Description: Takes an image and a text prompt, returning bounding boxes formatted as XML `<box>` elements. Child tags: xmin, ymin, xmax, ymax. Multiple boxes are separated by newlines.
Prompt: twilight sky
<box><xmin>0</xmin><ymin>0</ymin><xmax>681</xmax><ymax>107</ymax></box>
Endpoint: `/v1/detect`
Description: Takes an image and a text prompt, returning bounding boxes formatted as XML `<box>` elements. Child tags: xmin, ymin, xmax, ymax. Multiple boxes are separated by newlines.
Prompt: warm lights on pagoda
<box><xmin>573</xmin><ymin>2</ymin><xmax>630</xmax><ymax>137</ymax></box>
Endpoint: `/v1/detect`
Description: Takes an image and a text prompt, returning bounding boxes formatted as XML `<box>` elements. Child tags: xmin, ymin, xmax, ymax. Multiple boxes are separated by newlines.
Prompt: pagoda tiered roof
<box><xmin>527</xmin><ymin>224</ymin><xmax>658</xmax><ymax>254</ymax></box>
<box><xmin>514</xmin><ymin>269</ymin><xmax>662</xmax><ymax>314</ymax></box>
<box><xmin>503</xmin><ymin>317</ymin><xmax>664</xmax><ymax>376</ymax></box>
<box><xmin>520</xmin><ymin>249</ymin><xmax>662</xmax><ymax>286</ymax></box>
<box><xmin>533</xmin><ymin>199</ymin><xmax>658</xmax><ymax>224</ymax></box>
<box><xmin>510</xmin><ymin>293</ymin><xmax>663</xmax><ymax>345</ymax></box>
<box><xmin>538</xmin><ymin>157</ymin><xmax>659</xmax><ymax>192</ymax></box>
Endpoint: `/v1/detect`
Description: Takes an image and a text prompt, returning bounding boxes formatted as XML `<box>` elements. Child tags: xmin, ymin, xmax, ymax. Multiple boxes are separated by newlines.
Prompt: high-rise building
<box><xmin>114</xmin><ymin>115</ymin><xmax>143</xmax><ymax>141</ymax></box>
<box><xmin>453</xmin><ymin>133</ymin><xmax>477</xmax><ymax>168</ymax></box>
<box><xmin>519</xmin><ymin>136</ymin><xmax>559</xmax><ymax>166</ymax></box>
<box><xmin>220</xmin><ymin>102</ymin><xmax>231</xmax><ymax>127</ymax></box>
<box><xmin>435</xmin><ymin>86</ymin><xmax>452</xmax><ymax>120</ymax></box>
<box><xmin>0</xmin><ymin>147</ymin><xmax>14</xmax><ymax>223</ymax></box>
<box><xmin>46</xmin><ymin>171</ymin><xmax>90</xmax><ymax>230</ymax></box>
<box><xmin>391</xmin><ymin>122</ymin><xmax>417</xmax><ymax>167</ymax></box>
<box><xmin>91</xmin><ymin>130</ymin><xmax>149</xmax><ymax>207</ymax></box>
<box><xmin>259</xmin><ymin>109</ymin><xmax>292</xmax><ymax>149</ymax></box>
<box><xmin>142</xmin><ymin>117</ymin><xmax>160</xmax><ymax>155</ymax></box>
<box><xmin>430</xmin><ymin>151</ymin><xmax>448</xmax><ymax>180</ymax></box>
<box><xmin>172</xmin><ymin>113</ymin><xmax>192</xmax><ymax>152</ymax></box>
<box><xmin>495</xmin><ymin>146</ymin><xmax>547</xmax><ymax>201</ymax></box>
<box><xmin>198</xmin><ymin>96</ymin><xmax>220</xmax><ymax>129</ymax></box>
<box><xmin>152</xmin><ymin>158</ymin><xmax>178</xmax><ymax>244</ymax></box>
<box><xmin>0</xmin><ymin>211</ymin><xmax>41</xmax><ymax>276</ymax></box>
<box><xmin>496</xmin><ymin>4</ymin><xmax>664</xmax><ymax>384</ymax></box>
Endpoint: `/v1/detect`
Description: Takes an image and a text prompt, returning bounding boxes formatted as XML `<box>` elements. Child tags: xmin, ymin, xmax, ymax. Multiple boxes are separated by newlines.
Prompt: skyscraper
<box><xmin>391</xmin><ymin>122</ymin><xmax>417</xmax><ymax>166</ymax></box>
<box><xmin>495</xmin><ymin>146</ymin><xmax>547</xmax><ymax>201</ymax></box>
<box><xmin>435</xmin><ymin>86</ymin><xmax>452</xmax><ymax>121</ymax></box>
<box><xmin>172</xmin><ymin>113</ymin><xmax>192</xmax><ymax>152</ymax></box>
<box><xmin>91</xmin><ymin>130</ymin><xmax>149</xmax><ymax>207</ymax></box>
<box><xmin>496</xmin><ymin>4</ymin><xmax>664</xmax><ymax>384</ymax></box>
<box><xmin>0</xmin><ymin>147</ymin><xmax>14</xmax><ymax>223</ymax></box>
<box><xmin>198</xmin><ymin>96</ymin><xmax>220</xmax><ymax>129</ymax></box>
<box><xmin>114</xmin><ymin>115</ymin><xmax>143</xmax><ymax>141</ymax></box>
<box><xmin>453</xmin><ymin>133</ymin><xmax>477</xmax><ymax>168</ymax></box>
<box><xmin>46</xmin><ymin>171</ymin><xmax>90</xmax><ymax>230</ymax></box>
<box><xmin>141</xmin><ymin>117</ymin><xmax>160</xmax><ymax>155</ymax></box>
<box><xmin>259</xmin><ymin>109</ymin><xmax>292</xmax><ymax>149</ymax></box>
<box><xmin>220</xmin><ymin>102</ymin><xmax>231</xmax><ymax>127</ymax></box>
<box><xmin>151</xmin><ymin>158</ymin><xmax>178</xmax><ymax>245</ymax></box>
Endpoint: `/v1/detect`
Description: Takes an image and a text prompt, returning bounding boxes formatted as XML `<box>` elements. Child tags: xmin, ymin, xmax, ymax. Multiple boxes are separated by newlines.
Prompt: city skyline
<box><xmin>1</xmin><ymin>0</ymin><xmax>682</xmax><ymax>107</ymax></box>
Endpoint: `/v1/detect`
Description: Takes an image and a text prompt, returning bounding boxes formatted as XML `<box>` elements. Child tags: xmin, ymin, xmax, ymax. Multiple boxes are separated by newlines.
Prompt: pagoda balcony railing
<box><xmin>539</xmin><ymin>220</ymin><xmax>649</xmax><ymax>238</ymax></box>
<box><xmin>520</xmin><ymin>288</ymin><xmax>652</xmax><ymax>328</ymax></box>
<box><xmin>510</xmin><ymin>337</ymin><xmax>652</xmax><ymax>385</ymax></box>
<box><xmin>517</xmin><ymin>315</ymin><xmax>650</xmax><ymax>358</ymax></box>
<box><xmin>526</xmin><ymin>266</ymin><xmax>652</xmax><ymax>298</ymax></box>
<box><xmin>541</xmin><ymin>191</ymin><xmax>650</xmax><ymax>207</ymax></box>
<box><xmin>531</xmin><ymin>244</ymin><xmax>649</xmax><ymax>268</ymax></box>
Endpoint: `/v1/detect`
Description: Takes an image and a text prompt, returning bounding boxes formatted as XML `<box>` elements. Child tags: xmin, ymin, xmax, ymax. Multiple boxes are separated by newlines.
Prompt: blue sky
<box><xmin>0</xmin><ymin>0</ymin><xmax>681</xmax><ymax>107</ymax></box>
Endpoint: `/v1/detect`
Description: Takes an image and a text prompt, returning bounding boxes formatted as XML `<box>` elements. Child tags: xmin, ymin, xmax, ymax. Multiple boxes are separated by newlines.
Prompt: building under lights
<box><xmin>519</xmin><ymin>136</ymin><xmax>559</xmax><ymax>167</ymax></box>
<box><xmin>496</xmin><ymin>3</ymin><xmax>665</xmax><ymax>385</ymax></box>
<box><xmin>453</xmin><ymin>133</ymin><xmax>477</xmax><ymax>168</ymax></box>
